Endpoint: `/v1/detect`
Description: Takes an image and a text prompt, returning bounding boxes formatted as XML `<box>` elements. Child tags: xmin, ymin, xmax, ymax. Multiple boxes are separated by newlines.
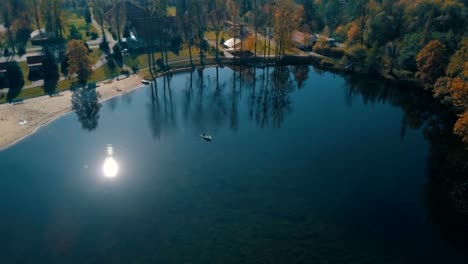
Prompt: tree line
<box><xmin>0</xmin><ymin>0</ymin><xmax>467</xmax><ymax>144</ymax></box>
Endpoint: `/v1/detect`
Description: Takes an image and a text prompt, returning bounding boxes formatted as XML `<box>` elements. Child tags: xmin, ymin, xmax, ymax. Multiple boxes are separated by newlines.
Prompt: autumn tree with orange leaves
<box><xmin>66</xmin><ymin>40</ymin><xmax>93</xmax><ymax>85</ymax></box>
<box><xmin>272</xmin><ymin>0</ymin><xmax>303</xmax><ymax>57</ymax></box>
<box><xmin>431</xmin><ymin>39</ymin><xmax>468</xmax><ymax>144</ymax></box>
<box><xmin>416</xmin><ymin>40</ymin><xmax>449</xmax><ymax>90</ymax></box>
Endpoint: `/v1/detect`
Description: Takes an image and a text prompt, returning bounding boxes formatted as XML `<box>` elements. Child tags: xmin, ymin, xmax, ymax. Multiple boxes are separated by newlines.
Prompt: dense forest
<box><xmin>0</xmin><ymin>0</ymin><xmax>467</xmax><ymax>143</ymax></box>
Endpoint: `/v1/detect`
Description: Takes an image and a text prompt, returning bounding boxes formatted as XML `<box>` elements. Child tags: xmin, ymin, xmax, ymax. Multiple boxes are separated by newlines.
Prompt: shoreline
<box><xmin>0</xmin><ymin>57</ymin><xmax>418</xmax><ymax>151</ymax></box>
<box><xmin>0</xmin><ymin>74</ymin><xmax>143</xmax><ymax>151</ymax></box>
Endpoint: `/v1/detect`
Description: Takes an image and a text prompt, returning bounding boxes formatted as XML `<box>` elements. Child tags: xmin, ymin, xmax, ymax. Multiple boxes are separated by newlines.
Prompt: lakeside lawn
<box><xmin>124</xmin><ymin>46</ymin><xmax>217</xmax><ymax>70</ymax></box>
<box><xmin>18</xmin><ymin>61</ymin><xmax>32</xmax><ymax>86</ymax></box>
<box><xmin>0</xmin><ymin>62</ymin><xmax>118</xmax><ymax>104</ymax></box>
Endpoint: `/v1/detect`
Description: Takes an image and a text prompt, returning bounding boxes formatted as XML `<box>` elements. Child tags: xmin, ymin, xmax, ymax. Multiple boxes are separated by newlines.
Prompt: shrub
<box><xmin>68</xmin><ymin>25</ymin><xmax>82</xmax><ymax>40</ymax></box>
<box><xmin>313</xmin><ymin>43</ymin><xmax>345</xmax><ymax>58</ymax></box>
<box><xmin>345</xmin><ymin>44</ymin><xmax>368</xmax><ymax>65</ymax></box>
<box><xmin>17</xmin><ymin>46</ymin><xmax>26</xmax><ymax>56</ymax></box>
<box><xmin>90</xmin><ymin>32</ymin><xmax>99</xmax><ymax>40</ymax></box>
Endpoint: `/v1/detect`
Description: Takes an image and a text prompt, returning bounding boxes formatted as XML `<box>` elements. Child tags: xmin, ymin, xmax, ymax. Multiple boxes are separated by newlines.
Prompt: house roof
<box><xmin>30</xmin><ymin>29</ymin><xmax>51</xmax><ymax>40</ymax></box>
<box><xmin>292</xmin><ymin>31</ymin><xmax>316</xmax><ymax>44</ymax></box>
<box><xmin>224</xmin><ymin>38</ymin><xmax>241</xmax><ymax>49</ymax></box>
<box><xmin>26</xmin><ymin>55</ymin><xmax>44</xmax><ymax>66</ymax></box>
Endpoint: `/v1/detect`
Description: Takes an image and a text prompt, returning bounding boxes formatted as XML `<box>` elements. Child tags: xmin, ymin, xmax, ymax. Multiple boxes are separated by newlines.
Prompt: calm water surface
<box><xmin>1</xmin><ymin>67</ymin><xmax>467</xmax><ymax>263</ymax></box>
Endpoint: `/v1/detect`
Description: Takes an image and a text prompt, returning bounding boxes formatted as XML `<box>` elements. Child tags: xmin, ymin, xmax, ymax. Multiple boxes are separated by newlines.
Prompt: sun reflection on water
<box><xmin>103</xmin><ymin>144</ymin><xmax>119</xmax><ymax>178</ymax></box>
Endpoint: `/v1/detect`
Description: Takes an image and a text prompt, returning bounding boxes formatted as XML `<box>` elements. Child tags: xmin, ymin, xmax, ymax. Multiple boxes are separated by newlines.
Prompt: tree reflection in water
<box><xmin>342</xmin><ymin>73</ymin><xmax>468</xmax><ymax>250</ymax></box>
<box><xmin>71</xmin><ymin>87</ymin><xmax>102</xmax><ymax>131</ymax></box>
<box><xmin>144</xmin><ymin>66</ymin><xmax>468</xmax><ymax>248</ymax></box>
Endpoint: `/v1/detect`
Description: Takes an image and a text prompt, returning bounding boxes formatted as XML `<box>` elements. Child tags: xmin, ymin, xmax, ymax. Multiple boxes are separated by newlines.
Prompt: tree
<box><xmin>112</xmin><ymin>0</ymin><xmax>123</xmax><ymax>43</ymax></box>
<box><xmin>43</xmin><ymin>47</ymin><xmax>60</xmax><ymax>94</ymax></box>
<box><xmin>347</xmin><ymin>22</ymin><xmax>361</xmax><ymax>44</ymax></box>
<box><xmin>454</xmin><ymin>111</ymin><xmax>468</xmax><ymax>144</ymax></box>
<box><xmin>383</xmin><ymin>42</ymin><xmax>398</xmax><ymax>74</ymax></box>
<box><xmin>68</xmin><ymin>24</ymin><xmax>82</xmax><ymax>40</ymax></box>
<box><xmin>2</xmin><ymin>2</ymin><xmax>16</xmax><ymax>53</ymax></box>
<box><xmin>66</xmin><ymin>40</ymin><xmax>93</xmax><ymax>85</ymax></box>
<box><xmin>93</xmin><ymin>0</ymin><xmax>108</xmax><ymax>53</ymax></box>
<box><xmin>72</xmin><ymin>87</ymin><xmax>102</xmax><ymax>131</ymax></box>
<box><xmin>345</xmin><ymin>44</ymin><xmax>367</xmax><ymax>65</ymax></box>
<box><xmin>112</xmin><ymin>44</ymin><xmax>123</xmax><ymax>66</ymax></box>
<box><xmin>446</xmin><ymin>38</ymin><xmax>468</xmax><ymax>78</ymax></box>
<box><xmin>41</xmin><ymin>0</ymin><xmax>65</xmax><ymax>40</ymax></box>
<box><xmin>242</xmin><ymin>34</ymin><xmax>256</xmax><ymax>52</ymax></box>
<box><xmin>365</xmin><ymin>43</ymin><xmax>382</xmax><ymax>74</ymax></box>
<box><xmin>6</xmin><ymin>61</ymin><xmax>25</xmax><ymax>102</ymax></box>
<box><xmin>416</xmin><ymin>40</ymin><xmax>449</xmax><ymax>90</ymax></box>
<box><xmin>272</xmin><ymin>0</ymin><xmax>303</xmax><ymax>58</ymax></box>
<box><xmin>208</xmin><ymin>0</ymin><xmax>227</xmax><ymax>60</ymax></box>
<box><xmin>85</xmin><ymin>6</ymin><xmax>92</xmax><ymax>24</ymax></box>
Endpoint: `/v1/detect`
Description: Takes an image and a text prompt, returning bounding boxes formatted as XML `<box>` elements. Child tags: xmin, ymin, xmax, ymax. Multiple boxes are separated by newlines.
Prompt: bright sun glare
<box><xmin>103</xmin><ymin>157</ymin><xmax>119</xmax><ymax>178</ymax></box>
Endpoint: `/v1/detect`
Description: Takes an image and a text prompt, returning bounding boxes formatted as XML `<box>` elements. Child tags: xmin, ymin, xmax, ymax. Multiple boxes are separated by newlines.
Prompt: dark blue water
<box><xmin>1</xmin><ymin>67</ymin><xmax>467</xmax><ymax>263</ymax></box>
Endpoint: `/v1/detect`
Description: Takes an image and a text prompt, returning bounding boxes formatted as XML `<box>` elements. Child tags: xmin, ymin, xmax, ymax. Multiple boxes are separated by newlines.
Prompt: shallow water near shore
<box><xmin>1</xmin><ymin>66</ymin><xmax>467</xmax><ymax>263</ymax></box>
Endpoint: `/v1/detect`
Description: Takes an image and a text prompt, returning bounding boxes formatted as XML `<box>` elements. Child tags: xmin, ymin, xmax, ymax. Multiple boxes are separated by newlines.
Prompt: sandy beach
<box><xmin>0</xmin><ymin>74</ymin><xmax>143</xmax><ymax>151</ymax></box>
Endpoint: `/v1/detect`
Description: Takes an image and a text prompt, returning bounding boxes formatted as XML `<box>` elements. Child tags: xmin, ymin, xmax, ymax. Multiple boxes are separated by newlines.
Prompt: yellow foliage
<box><xmin>347</xmin><ymin>22</ymin><xmax>360</xmax><ymax>43</ymax></box>
<box><xmin>242</xmin><ymin>34</ymin><xmax>256</xmax><ymax>51</ymax></box>
<box><xmin>454</xmin><ymin>111</ymin><xmax>468</xmax><ymax>144</ymax></box>
<box><xmin>66</xmin><ymin>40</ymin><xmax>93</xmax><ymax>84</ymax></box>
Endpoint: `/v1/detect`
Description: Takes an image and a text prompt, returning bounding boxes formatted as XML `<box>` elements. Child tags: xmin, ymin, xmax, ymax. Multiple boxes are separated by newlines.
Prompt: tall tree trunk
<box><xmin>263</xmin><ymin>26</ymin><xmax>267</xmax><ymax>62</ymax></box>
<box><xmin>164</xmin><ymin>24</ymin><xmax>169</xmax><ymax>68</ymax></box>
<box><xmin>254</xmin><ymin>0</ymin><xmax>257</xmax><ymax>57</ymax></box>
<box><xmin>33</xmin><ymin>1</ymin><xmax>43</xmax><ymax>40</ymax></box>
<box><xmin>115</xmin><ymin>1</ymin><xmax>121</xmax><ymax>42</ymax></box>
<box><xmin>7</xmin><ymin>27</ymin><xmax>16</xmax><ymax>53</ymax></box>
<box><xmin>215</xmin><ymin>32</ymin><xmax>219</xmax><ymax>61</ymax></box>
<box><xmin>188</xmin><ymin>40</ymin><xmax>193</xmax><ymax>66</ymax></box>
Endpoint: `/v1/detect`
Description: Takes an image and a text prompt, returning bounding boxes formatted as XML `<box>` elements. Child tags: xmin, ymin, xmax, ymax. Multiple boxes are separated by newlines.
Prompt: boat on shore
<box><xmin>141</xmin><ymin>79</ymin><xmax>150</xmax><ymax>85</ymax></box>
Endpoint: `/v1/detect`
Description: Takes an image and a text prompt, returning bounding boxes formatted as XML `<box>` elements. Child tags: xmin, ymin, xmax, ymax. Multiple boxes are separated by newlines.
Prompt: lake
<box><xmin>1</xmin><ymin>66</ymin><xmax>467</xmax><ymax>263</ymax></box>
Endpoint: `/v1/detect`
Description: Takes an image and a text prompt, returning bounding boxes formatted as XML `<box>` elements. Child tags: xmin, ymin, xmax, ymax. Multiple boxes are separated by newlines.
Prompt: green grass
<box><xmin>18</xmin><ymin>61</ymin><xmax>32</xmax><ymax>86</ymax></box>
<box><xmin>167</xmin><ymin>6</ymin><xmax>176</xmax><ymax>17</ymax></box>
<box><xmin>204</xmin><ymin>31</ymin><xmax>231</xmax><ymax>41</ymax></box>
<box><xmin>65</xmin><ymin>19</ymin><xmax>95</xmax><ymax>40</ymax></box>
<box><xmin>89</xmin><ymin>64</ymin><xmax>120</xmax><ymax>83</ymax></box>
<box><xmin>126</xmin><ymin>46</ymin><xmax>215</xmax><ymax>69</ymax></box>
<box><xmin>254</xmin><ymin>38</ymin><xmax>276</xmax><ymax>55</ymax></box>
<box><xmin>88</xmin><ymin>48</ymin><xmax>104</xmax><ymax>65</ymax></box>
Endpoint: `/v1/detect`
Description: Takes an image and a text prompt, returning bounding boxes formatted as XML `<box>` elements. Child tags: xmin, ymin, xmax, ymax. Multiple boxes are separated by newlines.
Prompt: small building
<box><xmin>26</xmin><ymin>55</ymin><xmax>45</xmax><ymax>73</ymax></box>
<box><xmin>30</xmin><ymin>29</ymin><xmax>54</xmax><ymax>45</ymax></box>
<box><xmin>223</xmin><ymin>21</ymin><xmax>248</xmax><ymax>38</ymax></box>
<box><xmin>223</xmin><ymin>38</ymin><xmax>242</xmax><ymax>51</ymax></box>
<box><xmin>125</xmin><ymin>1</ymin><xmax>177</xmax><ymax>48</ymax></box>
<box><xmin>291</xmin><ymin>31</ymin><xmax>317</xmax><ymax>50</ymax></box>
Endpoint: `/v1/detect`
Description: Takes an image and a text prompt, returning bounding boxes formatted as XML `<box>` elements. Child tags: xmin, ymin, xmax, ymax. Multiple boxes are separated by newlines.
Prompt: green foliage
<box><xmin>43</xmin><ymin>48</ymin><xmax>60</xmax><ymax>94</ymax></box>
<box><xmin>85</xmin><ymin>7</ymin><xmax>92</xmax><ymax>24</ymax></box>
<box><xmin>90</xmin><ymin>32</ymin><xmax>99</xmax><ymax>40</ymax></box>
<box><xmin>15</xmin><ymin>26</ymin><xmax>32</xmax><ymax>47</ymax></box>
<box><xmin>5</xmin><ymin>61</ymin><xmax>25</xmax><ymax>102</ymax></box>
<box><xmin>112</xmin><ymin>45</ymin><xmax>123</xmax><ymax>66</ymax></box>
<box><xmin>71</xmin><ymin>87</ymin><xmax>102</xmax><ymax>131</ymax></box>
<box><xmin>17</xmin><ymin>46</ymin><xmax>26</xmax><ymax>56</ymax></box>
<box><xmin>68</xmin><ymin>24</ymin><xmax>82</xmax><ymax>40</ymax></box>
<box><xmin>313</xmin><ymin>42</ymin><xmax>345</xmax><ymax>58</ymax></box>
<box><xmin>345</xmin><ymin>44</ymin><xmax>367</xmax><ymax>65</ymax></box>
<box><xmin>398</xmin><ymin>33</ymin><xmax>422</xmax><ymax>72</ymax></box>
<box><xmin>61</xmin><ymin>56</ymin><xmax>69</xmax><ymax>76</ymax></box>
<box><xmin>365</xmin><ymin>44</ymin><xmax>382</xmax><ymax>74</ymax></box>
<box><xmin>99</xmin><ymin>40</ymin><xmax>110</xmax><ymax>54</ymax></box>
